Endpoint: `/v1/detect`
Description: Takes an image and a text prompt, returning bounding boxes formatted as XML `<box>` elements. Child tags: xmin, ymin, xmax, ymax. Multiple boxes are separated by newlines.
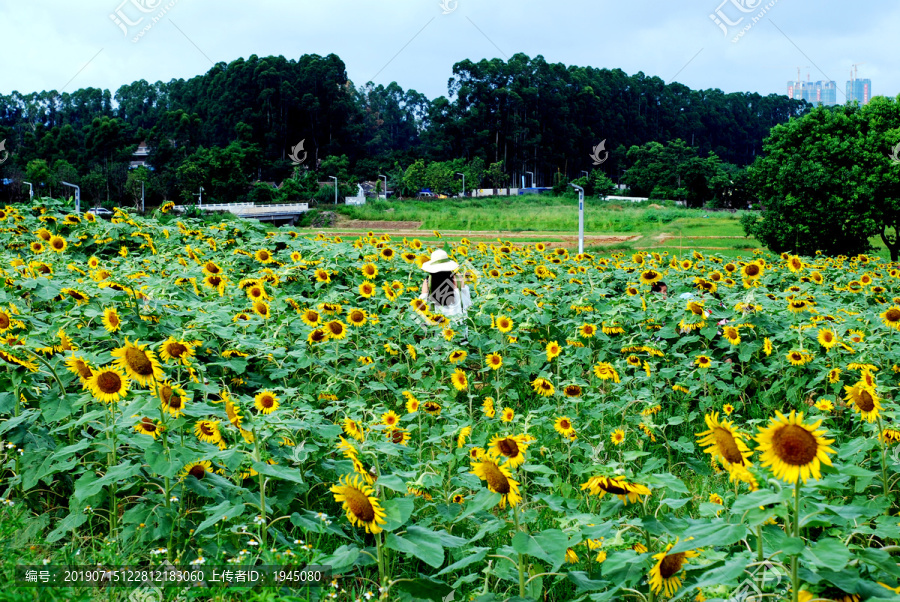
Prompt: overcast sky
<box><xmin>0</xmin><ymin>1</ymin><xmax>895</xmax><ymax>103</ymax></box>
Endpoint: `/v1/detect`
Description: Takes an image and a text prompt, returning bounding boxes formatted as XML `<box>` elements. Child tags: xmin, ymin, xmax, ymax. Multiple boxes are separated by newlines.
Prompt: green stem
<box><xmin>253</xmin><ymin>427</ymin><xmax>267</xmax><ymax>549</ymax></box>
<box><xmin>513</xmin><ymin>506</ymin><xmax>526</xmax><ymax>599</ymax></box>
<box><xmin>376</xmin><ymin>531</ymin><xmax>386</xmax><ymax>588</ymax></box>
<box><xmin>791</xmin><ymin>478</ymin><xmax>801</xmax><ymax>602</ymax></box>
<box><xmin>756</xmin><ymin>525</ymin><xmax>764</xmax><ymax>593</ymax></box>
<box><xmin>876</xmin><ymin>416</ymin><xmax>891</xmax><ymax>510</ymax></box>
<box><xmin>647</xmin><ymin>529</ymin><xmax>656</xmax><ymax>602</ymax></box>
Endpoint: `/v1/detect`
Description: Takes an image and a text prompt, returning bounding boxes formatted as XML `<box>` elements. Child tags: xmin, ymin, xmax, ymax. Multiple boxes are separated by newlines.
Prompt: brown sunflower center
<box><xmin>167</xmin><ymin>342</ymin><xmax>187</xmax><ymax>357</ymax></box>
<box><xmin>856</xmin><ymin>390</ymin><xmax>875</xmax><ymax>412</ymax></box>
<box><xmin>560</xmin><ymin>419</ymin><xmax>571</xmax><ymax>430</ymax></box>
<box><xmin>200</xmin><ymin>422</ymin><xmax>215</xmax><ymax>436</ymax></box>
<box><xmin>713</xmin><ymin>427</ymin><xmax>745</xmax><ymax>464</ymax></box>
<box><xmin>496</xmin><ymin>438</ymin><xmax>519</xmax><ymax>457</ymax></box>
<box><xmin>772</xmin><ymin>424</ymin><xmax>818</xmax><ymax>466</ymax></box>
<box><xmin>75</xmin><ymin>361</ymin><xmax>93</xmax><ymax>379</ymax></box>
<box><xmin>125</xmin><ymin>347</ymin><xmax>154</xmax><ymax>376</ymax></box>
<box><xmin>97</xmin><ymin>371</ymin><xmax>123</xmax><ymax>394</ymax></box>
<box><xmin>189</xmin><ymin>465</ymin><xmax>206</xmax><ymax>479</ymax></box>
<box><xmin>599</xmin><ymin>480</ymin><xmax>628</xmax><ymax>495</ymax></box>
<box><xmin>481</xmin><ymin>462</ymin><xmax>511</xmax><ymax>494</ymax></box>
<box><xmin>161</xmin><ymin>386</ymin><xmax>183</xmax><ymax>410</ymax></box>
<box><xmin>343</xmin><ymin>487</ymin><xmax>376</xmax><ymax>522</ymax></box>
<box><xmin>108</xmin><ymin>313</ymin><xmax>119</xmax><ymax>326</ymax></box>
<box><xmin>887</xmin><ymin>309</ymin><xmax>900</xmax><ymax>322</ymax></box>
<box><xmin>389</xmin><ymin>430</ymin><xmax>404</xmax><ymax>444</ymax></box>
<box><xmin>0</xmin><ymin>313</ymin><xmax>10</xmax><ymax>329</ymax></box>
<box><xmin>659</xmin><ymin>552</ymin><xmax>686</xmax><ymax>579</ymax></box>
<box><xmin>260</xmin><ymin>395</ymin><xmax>274</xmax><ymax>408</ymax></box>
<box><xmin>328</xmin><ymin>322</ymin><xmax>343</xmax><ymax>335</ymax></box>
<box><xmin>205</xmin><ymin>263</ymin><xmax>220</xmax><ymax>274</ymax></box>
<box><xmin>51</xmin><ymin>239</ymin><xmax>64</xmax><ymax>249</ymax></box>
<box><xmin>745</xmin><ymin>264</ymin><xmax>760</xmax><ymax>277</ymax></box>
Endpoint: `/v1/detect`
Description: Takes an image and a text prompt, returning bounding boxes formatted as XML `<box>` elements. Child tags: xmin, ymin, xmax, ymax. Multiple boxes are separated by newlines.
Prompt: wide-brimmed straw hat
<box><xmin>421</xmin><ymin>249</ymin><xmax>459</xmax><ymax>273</ymax></box>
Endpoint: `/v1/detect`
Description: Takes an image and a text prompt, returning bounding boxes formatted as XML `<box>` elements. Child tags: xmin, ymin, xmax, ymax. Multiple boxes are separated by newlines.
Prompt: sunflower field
<box><xmin>1</xmin><ymin>198</ymin><xmax>900</xmax><ymax>602</ymax></box>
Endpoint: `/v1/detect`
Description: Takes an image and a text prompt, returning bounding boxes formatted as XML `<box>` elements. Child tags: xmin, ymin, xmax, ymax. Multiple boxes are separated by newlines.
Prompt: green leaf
<box><xmin>511</xmin><ymin>528</ymin><xmax>569</xmax><ymax>571</ymax></box>
<box><xmin>251</xmin><ymin>461</ymin><xmax>304</xmax><ymax>484</ymax></box>
<box><xmin>385</xmin><ymin>528</ymin><xmax>445</xmax><ymax>568</ymax></box>
<box><xmin>194</xmin><ymin>500</ymin><xmax>245</xmax><ymax>536</ymax></box>
<box><xmin>377</xmin><ymin>474</ymin><xmax>408</xmax><ymax>493</ymax></box>
<box><xmin>317</xmin><ymin>544</ymin><xmax>360</xmax><ymax>574</ymax></box>
<box><xmin>381</xmin><ymin>497</ymin><xmax>415</xmax><ymax>532</ymax></box>
<box><xmin>437</xmin><ymin>547</ymin><xmax>489</xmax><ymax>576</ymax></box>
<box><xmin>801</xmin><ymin>537</ymin><xmax>850</xmax><ymax>571</ymax></box>
<box><xmin>523</xmin><ymin>463</ymin><xmax>556</xmax><ymax>475</ymax></box>
<box><xmin>73</xmin><ymin>462</ymin><xmax>142</xmax><ymax>501</ymax></box>
<box><xmin>667</xmin><ymin>521</ymin><xmax>747</xmax><ymax>554</ymax></box>
<box><xmin>455</xmin><ymin>489</ymin><xmax>502</xmax><ymax>522</ymax></box>
<box><xmin>567</xmin><ymin>571</ymin><xmax>609</xmax><ymax>593</ymax></box>
<box><xmin>46</xmin><ymin>510</ymin><xmax>89</xmax><ymax>544</ymax></box>
<box><xmin>391</xmin><ymin>576</ymin><xmax>454</xmax><ymax>601</ymax></box>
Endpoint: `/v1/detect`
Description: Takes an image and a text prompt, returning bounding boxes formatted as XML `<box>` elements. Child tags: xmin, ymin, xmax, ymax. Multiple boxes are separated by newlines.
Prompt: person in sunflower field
<box><xmin>419</xmin><ymin>249</ymin><xmax>473</xmax><ymax>343</ymax></box>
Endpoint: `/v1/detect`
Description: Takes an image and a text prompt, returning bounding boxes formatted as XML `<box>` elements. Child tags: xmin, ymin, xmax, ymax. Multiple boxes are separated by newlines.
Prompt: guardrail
<box><xmin>173</xmin><ymin>202</ymin><xmax>309</xmax><ymax>213</ymax></box>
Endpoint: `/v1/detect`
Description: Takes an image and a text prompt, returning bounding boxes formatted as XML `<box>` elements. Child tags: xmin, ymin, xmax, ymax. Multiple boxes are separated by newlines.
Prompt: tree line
<box><xmin>0</xmin><ymin>52</ymin><xmax>808</xmax><ymax>207</ymax></box>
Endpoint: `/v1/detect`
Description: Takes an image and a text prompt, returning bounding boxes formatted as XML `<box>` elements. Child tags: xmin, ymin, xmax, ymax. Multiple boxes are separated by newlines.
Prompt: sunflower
<box><xmin>817</xmin><ymin>329</ymin><xmax>837</xmax><ymax>349</ymax></box>
<box><xmin>593</xmin><ymin>362</ymin><xmax>621</xmax><ymax>382</ymax></box>
<box><xmin>580</xmin><ymin>475</ymin><xmax>651</xmax><ymax>505</ymax></box>
<box><xmin>649</xmin><ymin>541</ymin><xmax>700</xmax><ymax>598</ymax></box>
<box><xmin>546</xmin><ymin>341</ymin><xmax>562</xmax><ymax>361</ymax></box>
<box><xmin>158</xmin><ymin>381</ymin><xmax>188</xmax><ymax>417</ymax></box>
<box><xmin>579</xmin><ymin>323</ymin><xmax>597</xmax><ymax>338</ymax></box>
<box><xmin>360</xmin><ymin>263</ymin><xmax>378</xmax><ymax>279</ymax></box>
<box><xmin>325</xmin><ymin>320</ymin><xmax>347</xmax><ymax>340</ymax></box>
<box><xmin>449</xmin><ymin>349</ymin><xmax>467</xmax><ymax>363</ymax></box>
<box><xmin>301</xmin><ymin>309</ymin><xmax>321</xmax><ymax>327</ymax></box>
<box><xmin>48</xmin><ymin>235</ymin><xmax>67</xmax><ymax>253</ymax></box>
<box><xmin>252</xmin><ymin>300</ymin><xmax>271</xmax><ymax>319</ymax></box>
<box><xmin>755</xmin><ymin>410</ymin><xmax>836</xmax><ymax>484</ymax></box>
<box><xmin>307</xmin><ymin>329</ymin><xmax>328</xmax><ymax>344</ymax></box>
<box><xmin>405</xmin><ymin>395</ymin><xmax>420</xmax><ymax>414</ymax></box>
<box><xmin>254</xmin><ymin>248</ymin><xmax>275</xmax><ymax>264</ymax></box>
<box><xmin>814</xmin><ymin>398</ymin><xmax>834</xmax><ymax>412</ymax></box>
<box><xmin>331</xmin><ymin>474</ymin><xmax>387</xmax><ymax>533</ymax></box>
<box><xmin>423</xmin><ymin>401</ymin><xmax>442</xmax><ymax>416</ymax></box>
<box><xmin>65</xmin><ymin>355</ymin><xmax>94</xmax><ymax>387</ymax></box>
<box><xmin>694</xmin><ymin>355</ymin><xmax>712</xmax><ymax>369</ymax></box>
<box><xmin>639</xmin><ymin>269</ymin><xmax>663</xmax><ymax>286</ymax></box>
<box><xmin>379</xmin><ymin>247</ymin><xmax>395</xmax><ymax>261</ymax></box>
<box><xmin>385</xmin><ymin>427</ymin><xmax>410</xmax><ymax>445</ymax></box>
<box><xmin>740</xmin><ymin>262</ymin><xmax>763</xmax><ymax>280</ymax></box>
<box><xmin>194</xmin><ymin>420</ymin><xmax>223</xmax><ymax>445</ymax></box>
<box><xmin>451</xmin><ymin>369</ymin><xmax>468</xmax><ymax>391</ymax></box>
<box><xmin>482</xmin><ymin>397</ymin><xmax>496</xmax><ymax>418</ymax></box>
<box><xmin>763</xmin><ymin>337</ymin><xmax>773</xmax><ymax>356</ymax></box>
<box><xmin>500</xmin><ymin>407</ymin><xmax>515</xmax><ymax>422</ymax></box>
<box><xmin>254</xmin><ymin>390</ymin><xmax>280</xmax><ymax>415</ymax></box>
<box><xmin>610</xmin><ymin>429</ymin><xmax>625</xmax><ymax>446</ymax></box>
<box><xmin>881</xmin><ymin>306</ymin><xmax>900</xmax><ymax>330</ymax></box>
<box><xmin>722</xmin><ymin>326</ymin><xmax>740</xmax><ymax>345</ymax></box>
<box><xmin>134</xmin><ymin>417</ymin><xmax>162</xmax><ymax>438</ymax></box>
<box><xmin>786</xmin><ymin>350</ymin><xmax>812</xmax><ymax>366</ymax></box>
<box><xmin>723</xmin><ymin>403</ymin><xmax>734</xmax><ymax>416</ymax></box>
<box><xmin>111</xmin><ymin>339</ymin><xmax>165</xmax><ymax>387</ymax></box>
<box><xmin>86</xmin><ymin>366</ymin><xmax>131</xmax><ymax>403</ymax></box>
<box><xmin>563</xmin><ymin>384</ymin><xmax>582</xmax><ymax>397</ymax></box>
<box><xmin>347</xmin><ymin>308</ymin><xmax>367</xmax><ymax>326</ymax></box>
<box><xmin>489</xmin><ymin>434</ymin><xmax>532</xmax><ymax>467</ymax></box>
<box><xmin>181</xmin><ymin>460</ymin><xmax>213</xmax><ymax>480</ymax></box>
<box><xmin>381</xmin><ymin>410</ymin><xmax>401</xmax><ymax>429</ymax></box>
<box><xmin>554</xmin><ymin>416</ymin><xmax>575</xmax><ymax>438</ymax></box>
<box><xmin>159</xmin><ymin>337</ymin><xmax>195</xmax><ymax>365</ymax></box>
<box><xmin>471</xmin><ymin>452</ymin><xmax>522</xmax><ymax>508</ymax></box>
<box><xmin>225</xmin><ymin>397</ymin><xmax>243</xmax><ymax>428</ymax></box>
<box><xmin>696</xmin><ymin>412</ymin><xmax>753</xmax><ymax>469</ymax></box>
<box><xmin>315</xmin><ymin>269</ymin><xmax>331</xmax><ymax>283</ymax></box>
<box><xmin>843</xmin><ymin>383</ymin><xmax>881</xmax><ymax>422</ymax></box>
<box><xmin>495</xmin><ymin>315</ymin><xmax>513</xmax><ymax>333</ymax></box>
<box><xmin>359</xmin><ymin>282</ymin><xmax>376</xmax><ymax>298</ymax></box>
<box><xmin>786</xmin><ymin>255</ymin><xmax>804</xmax><ymax>273</ymax></box>
<box><xmin>343</xmin><ymin>418</ymin><xmax>365</xmax><ymax>441</ymax></box>
<box><xmin>531</xmin><ymin>377</ymin><xmax>555</xmax><ymax>397</ymax></box>
<box><xmin>485</xmin><ymin>352</ymin><xmax>503</xmax><ymax>370</ymax></box>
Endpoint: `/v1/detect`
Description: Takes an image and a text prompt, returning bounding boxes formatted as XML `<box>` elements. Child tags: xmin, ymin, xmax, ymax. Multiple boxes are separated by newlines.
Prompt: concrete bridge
<box><xmin>173</xmin><ymin>202</ymin><xmax>310</xmax><ymax>225</ymax></box>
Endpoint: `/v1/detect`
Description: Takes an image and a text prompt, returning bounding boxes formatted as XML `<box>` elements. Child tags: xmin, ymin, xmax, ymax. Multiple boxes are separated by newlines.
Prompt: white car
<box><xmin>87</xmin><ymin>207</ymin><xmax>114</xmax><ymax>217</ymax></box>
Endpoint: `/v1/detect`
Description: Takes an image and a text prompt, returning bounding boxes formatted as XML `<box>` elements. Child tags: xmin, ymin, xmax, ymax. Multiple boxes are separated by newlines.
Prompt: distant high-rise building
<box><xmin>846</xmin><ymin>78</ymin><xmax>872</xmax><ymax>105</ymax></box>
<box><xmin>787</xmin><ymin>80</ymin><xmax>838</xmax><ymax>106</ymax></box>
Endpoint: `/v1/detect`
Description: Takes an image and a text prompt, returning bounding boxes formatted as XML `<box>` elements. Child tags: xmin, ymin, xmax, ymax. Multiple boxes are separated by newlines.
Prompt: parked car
<box><xmin>87</xmin><ymin>207</ymin><xmax>114</xmax><ymax>218</ymax></box>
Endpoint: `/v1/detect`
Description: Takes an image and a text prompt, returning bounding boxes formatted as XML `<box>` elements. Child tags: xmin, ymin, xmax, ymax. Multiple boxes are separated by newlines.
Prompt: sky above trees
<box><xmin>0</xmin><ymin>0</ymin><xmax>895</xmax><ymax>102</ymax></box>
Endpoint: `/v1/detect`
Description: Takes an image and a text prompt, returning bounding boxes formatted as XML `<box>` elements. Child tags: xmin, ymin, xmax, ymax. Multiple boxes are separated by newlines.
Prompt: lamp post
<box><xmin>570</xmin><ymin>183</ymin><xmax>585</xmax><ymax>254</ymax></box>
<box><xmin>24</xmin><ymin>181</ymin><xmax>33</xmax><ymax>201</ymax></box>
<box><xmin>456</xmin><ymin>172</ymin><xmax>465</xmax><ymax>198</ymax></box>
<box><xmin>329</xmin><ymin>176</ymin><xmax>338</xmax><ymax>204</ymax></box>
<box><xmin>193</xmin><ymin>186</ymin><xmax>204</xmax><ymax>207</ymax></box>
<box><xmin>61</xmin><ymin>181</ymin><xmax>81</xmax><ymax>213</ymax></box>
<box><xmin>141</xmin><ymin>180</ymin><xmax>145</xmax><ymax>213</ymax></box>
<box><xmin>378</xmin><ymin>174</ymin><xmax>388</xmax><ymax>200</ymax></box>
<box><xmin>526</xmin><ymin>171</ymin><xmax>535</xmax><ymax>188</ymax></box>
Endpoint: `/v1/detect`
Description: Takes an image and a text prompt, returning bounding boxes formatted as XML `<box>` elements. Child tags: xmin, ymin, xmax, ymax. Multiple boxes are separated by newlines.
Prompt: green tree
<box><xmin>125</xmin><ymin>166</ymin><xmax>152</xmax><ymax>210</ymax></box>
<box><xmin>26</xmin><ymin>159</ymin><xmax>55</xmax><ymax>197</ymax></box>
<box><xmin>742</xmin><ymin>98</ymin><xmax>900</xmax><ymax>258</ymax></box>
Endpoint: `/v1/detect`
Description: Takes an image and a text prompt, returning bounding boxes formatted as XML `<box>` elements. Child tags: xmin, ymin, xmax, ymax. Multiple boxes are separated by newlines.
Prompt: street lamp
<box><xmin>193</xmin><ymin>186</ymin><xmax>204</xmax><ymax>206</ymax></box>
<box><xmin>526</xmin><ymin>171</ymin><xmax>535</xmax><ymax>188</ymax></box>
<box><xmin>60</xmin><ymin>181</ymin><xmax>81</xmax><ymax>213</ymax></box>
<box><xmin>23</xmin><ymin>181</ymin><xmax>33</xmax><ymax>201</ymax></box>
<box><xmin>378</xmin><ymin>175</ymin><xmax>388</xmax><ymax>200</ymax></box>
<box><xmin>456</xmin><ymin>172</ymin><xmax>465</xmax><ymax>198</ymax></box>
<box><xmin>329</xmin><ymin>176</ymin><xmax>338</xmax><ymax>204</ymax></box>
<box><xmin>570</xmin><ymin>183</ymin><xmax>585</xmax><ymax>254</ymax></box>
<box><xmin>141</xmin><ymin>181</ymin><xmax>145</xmax><ymax>213</ymax></box>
